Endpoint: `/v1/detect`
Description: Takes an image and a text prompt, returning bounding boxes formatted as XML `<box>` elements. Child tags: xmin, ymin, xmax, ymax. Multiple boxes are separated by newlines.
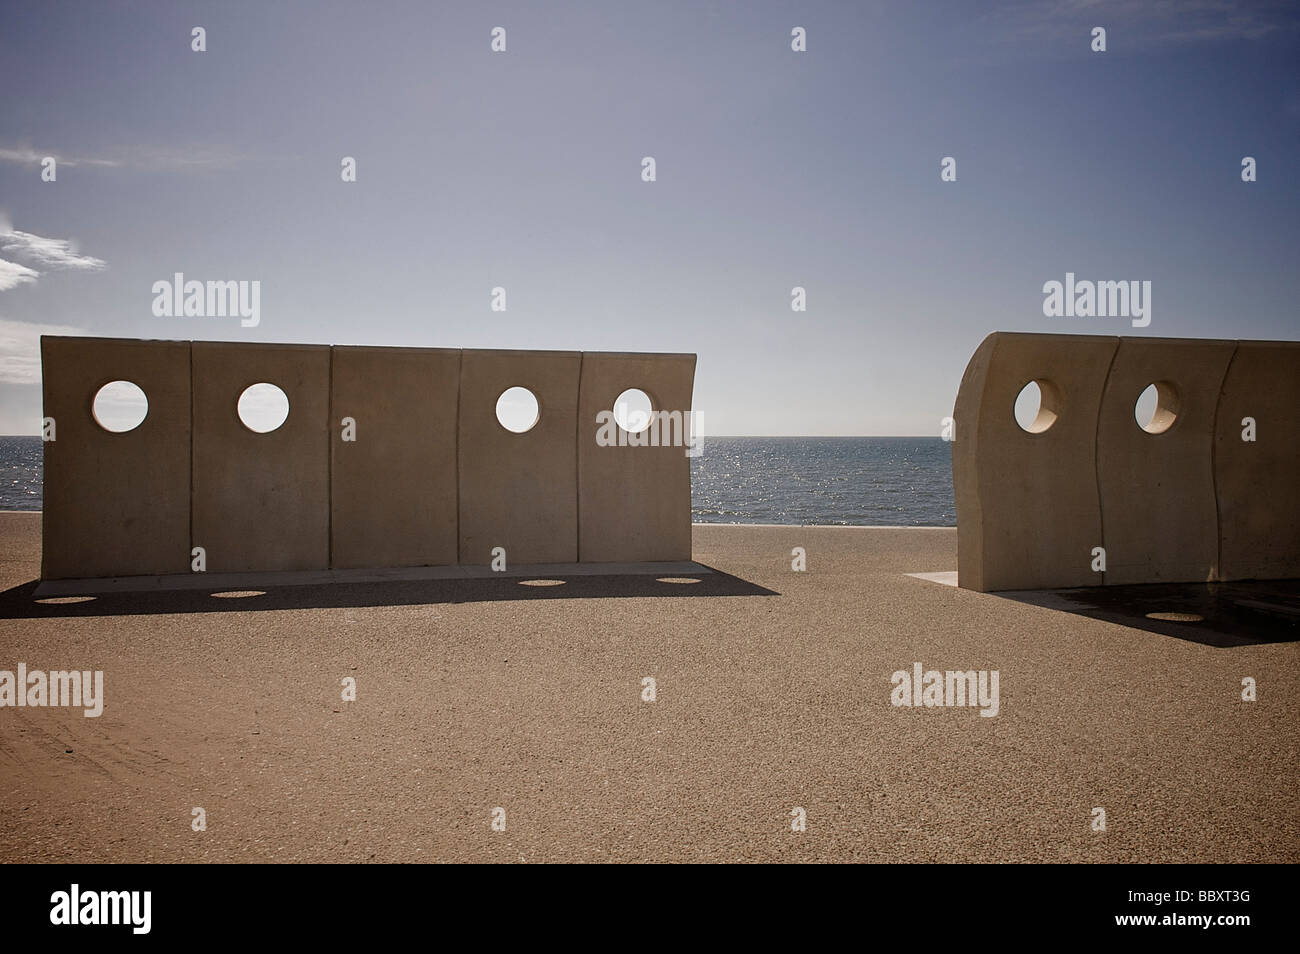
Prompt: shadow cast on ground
<box><xmin>994</xmin><ymin>579</ymin><xmax>1300</xmax><ymax>648</ymax></box>
<box><xmin>0</xmin><ymin>565</ymin><xmax>778</xmax><ymax>620</ymax></box>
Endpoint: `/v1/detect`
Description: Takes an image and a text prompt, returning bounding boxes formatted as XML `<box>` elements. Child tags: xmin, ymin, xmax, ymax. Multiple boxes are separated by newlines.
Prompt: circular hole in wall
<box><xmin>35</xmin><ymin>595</ymin><xmax>97</xmax><ymax>604</ymax></box>
<box><xmin>613</xmin><ymin>388</ymin><xmax>655</xmax><ymax>433</ymax></box>
<box><xmin>237</xmin><ymin>383</ymin><xmax>290</xmax><ymax>433</ymax></box>
<box><xmin>495</xmin><ymin>386</ymin><xmax>540</xmax><ymax>433</ymax></box>
<box><xmin>92</xmin><ymin>381</ymin><xmax>149</xmax><ymax>433</ymax></box>
<box><xmin>656</xmin><ymin>577</ymin><xmax>701</xmax><ymax>585</ymax></box>
<box><xmin>1135</xmin><ymin>382</ymin><xmax>1179</xmax><ymax>434</ymax></box>
<box><xmin>1013</xmin><ymin>379</ymin><xmax>1061</xmax><ymax>434</ymax></box>
<box><xmin>518</xmin><ymin>579</ymin><xmax>565</xmax><ymax>587</ymax></box>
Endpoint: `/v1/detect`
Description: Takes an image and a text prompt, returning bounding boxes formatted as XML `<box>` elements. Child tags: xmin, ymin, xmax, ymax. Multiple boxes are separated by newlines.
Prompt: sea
<box><xmin>0</xmin><ymin>435</ymin><xmax>955</xmax><ymax>526</ymax></box>
<box><xmin>0</xmin><ymin>437</ymin><xmax>43</xmax><ymax>512</ymax></box>
<box><xmin>690</xmin><ymin>437</ymin><xmax>953</xmax><ymax>526</ymax></box>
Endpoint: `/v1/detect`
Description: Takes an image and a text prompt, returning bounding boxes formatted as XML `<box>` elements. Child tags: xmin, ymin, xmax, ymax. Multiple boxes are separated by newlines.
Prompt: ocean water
<box><xmin>0</xmin><ymin>437</ymin><xmax>43</xmax><ymax>511</ymax></box>
<box><xmin>691</xmin><ymin>437</ymin><xmax>954</xmax><ymax>526</ymax></box>
<box><xmin>0</xmin><ymin>435</ymin><xmax>955</xmax><ymax>526</ymax></box>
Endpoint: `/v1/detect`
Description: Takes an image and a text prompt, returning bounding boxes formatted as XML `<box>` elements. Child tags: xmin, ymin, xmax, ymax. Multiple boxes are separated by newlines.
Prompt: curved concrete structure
<box><xmin>1096</xmin><ymin>338</ymin><xmax>1234</xmax><ymax>585</ymax></box>
<box><xmin>1215</xmin><ymin>341</ymin><xmax>1300</xmax><ymax>581</ymax></box>
<box><xmin>953</xmin><ymin>333</ymin><xmax>1115</xmax><ymax>592</ymax></box>
<box><xmin>954</xmin><ymin>332</ymin><xmax>1300</xmax><ymax>591</ymax></box>
<box><xmin>39</xmin><ymin>337</ymin><xmax>697</xmax><ymax>580</ymax></box>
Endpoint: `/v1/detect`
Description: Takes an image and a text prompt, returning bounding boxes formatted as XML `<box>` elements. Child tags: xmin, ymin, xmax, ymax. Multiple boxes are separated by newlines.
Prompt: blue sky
<box><xmin>1</xmin><ymin>0</ymin><xmax>1297</xmax><ymax>434</ymax></box>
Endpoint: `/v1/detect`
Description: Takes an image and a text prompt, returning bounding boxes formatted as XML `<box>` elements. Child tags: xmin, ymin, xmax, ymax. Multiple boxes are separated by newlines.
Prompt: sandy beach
<box><xmin>1</xmin><ymin>511</ymin><xmax>1295</xmax><ymax>863</ymax></box>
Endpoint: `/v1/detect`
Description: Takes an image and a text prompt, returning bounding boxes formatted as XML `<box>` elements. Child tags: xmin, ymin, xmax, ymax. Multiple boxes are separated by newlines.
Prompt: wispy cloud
<box><xmin>0</xmin><ymin>142</ymin><xmax>246</xmax><ymax>171</ymax></box>
<box><xmin>0</xmin><ymin>318</ymin><xmax>87</xmax><ymax>384</ymax></box>
<box><xmin>0</xmin><ymin>229</ymin><xmax>107</xmax><ymax>272</ymax></box>
<box><xmin>0</xmin><ymin>146</ymin><xmax>119</xmax><ymax>168</ymax></box>
<box><xmin>0</xmin><ymin>216</ymin><xmax>107</xmax><ymax>294</ymax></box>
<box><xmin>0</xmin><ymin>259</ymin><xmax>40</xmax><ymax>293</ymax></box>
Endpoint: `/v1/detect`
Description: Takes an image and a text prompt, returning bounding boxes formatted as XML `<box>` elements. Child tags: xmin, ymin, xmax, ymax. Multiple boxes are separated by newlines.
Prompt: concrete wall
<box><xmin>577</xmin><ymin>352</ymin><xmax>696</xmax><ymax>562</ymax></box>
<box><xmin>41</xmin><ymin>337</ymin><xmax>695</xmax><ymax>579</ymax></box>
<box><xmin>457</xmin><ymin>349</ymin><xmax>581</xmax><ymax>565</ymax></box>
<box><xmin>40</xmin><ymin>336</ymin><xmax>192</xmax><ymax>580</ymax></box>
<box><xmin>330</xmin><ymin>346</ymin><xmax>460</xmax><ymax>569</ymax></box>
<box><xmin>1096</xmin><ymin>338</ymin><xmax>1234</xmax><ymax>584</ymax></box>
<box><xmin>953</xmin><ymin>333</ymin><xmax>1116</xmax><ymax>591</ymax></box>
<box><xmin>1215</xmin><ymin>341</ymin><xmax>1300</xmax><ymax>581</ymax></box>
<box><xmin>954</xmin><ymin>332</ymin><xmax>1300</xmax><ymax>591</ymax></box>
<box><xmin>191</xmin><ymin>342</ymin><xmax>331</xmax><ymax>572</ymax></box>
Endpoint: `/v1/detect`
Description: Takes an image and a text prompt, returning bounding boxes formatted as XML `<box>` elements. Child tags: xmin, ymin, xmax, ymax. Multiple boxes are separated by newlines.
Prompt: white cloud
<box><xmin>0</xmin><ymin>143</ymin><xmax>245</xmax><ymax>171</ymax></box>
<box><xmin>0</xmin><ymin>230</ymin><xmax>107</xmax><ymax>272</ymax></box>
<box><xmin>0</xmin><ymin>220</ymin><xmax>107</xmax><ymax>294</ymax></box>
<box><xmin>0</xmin><ymin>318</ymin><xmax>87</xmax><ymax>384</ymax></box>
<box><xmin>0</xmin><ymin>146</ymin><xmax>119</xmax><ymax>168</ymax></box>
<box><xmin>0</xmin><ymin>259</ymin><xmax>40</xmax><ymax>292</ymax></box>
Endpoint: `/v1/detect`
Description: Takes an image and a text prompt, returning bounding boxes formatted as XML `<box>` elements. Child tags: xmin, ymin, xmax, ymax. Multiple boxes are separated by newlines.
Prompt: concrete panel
<box><xmin>954</xmin><ymin>332</ymin><xmax>1117</xmax><ymax>591</ymax></box>
<box><xmin>1096</xmin><ymin>338</ymin><xmax>1235</xmax><ymax>585</ymax></box>
<box><xmin>457</xmin><ymin>349</ymin><xmax>581</xmax><ymax>565</ymax></box>
<box><xmin>1215</xmin><ymin>341</ymin><xmax>1300</xmax><ymax>580</ymax></box>
<box><xmin>330</xmin><ymin>346</ymin><xmax>460</xmax><ymax>568</ymax></box>
<box><xmin>577</xmin><ymin>352</ymin><xmax>696</xmax><ymax>562</ymax></box>
<box><xmin>191</xmin><ymin>342</ymin><xmax>330</xmax><ymax>572</ymax></box>
<box><xmin>40</xmin><ymin>336</ymin><xmax>191</xmax><ymax>579</ymax></box>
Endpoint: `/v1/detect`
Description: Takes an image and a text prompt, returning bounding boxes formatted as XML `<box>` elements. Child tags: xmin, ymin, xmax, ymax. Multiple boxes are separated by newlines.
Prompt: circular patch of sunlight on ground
<box><xmin>35</xmin><ymin>595</ymin><xmax>97</xmax><ymax>604</ymax></box>
<box><xmin>518</xmin><ymin>579</ymin><xmax>565</xmax><ymax>587</ymax></box>
<box><xmin>210</xmin><ymin>590</ymin><xmax>267</xmax><ymax>599</ymax></box>
<box><xmin>1145</xmin><ymin>611</ymin><xmax>1203</xmax><ymax>622</ymax></box>
<box><xmin>656</xmin><ymin>577</ymin><xmax>701</xmax><ymax>584</ymax></box>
